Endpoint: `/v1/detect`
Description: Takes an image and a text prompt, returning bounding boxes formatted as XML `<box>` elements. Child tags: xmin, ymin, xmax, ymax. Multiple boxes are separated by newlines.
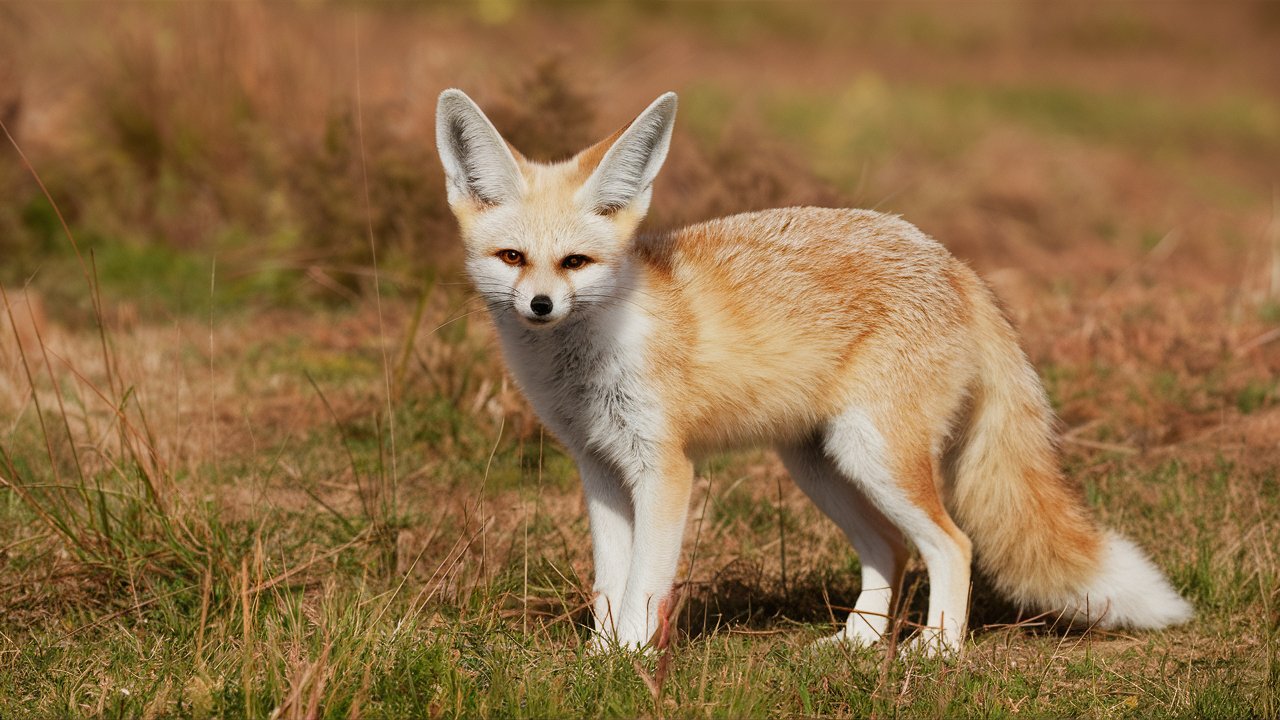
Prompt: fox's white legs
<box><xmin>778</xmin><ymin>442</ymin><xmax>907</xmax><ymax>646</ymax></box>
<box><xmin>822</xmin><ymin>407</ymin><xmax>973</xmax><ymax>656</ymax></box>
<box><xmin>613</xmin><ymin>453</ymin><xmax>693</xmax><ymax>649</ymax></box>
<box><xmin>578</xmin><ymin>455</ymin><xmax>634</xmax><ymax>647</ymax></box>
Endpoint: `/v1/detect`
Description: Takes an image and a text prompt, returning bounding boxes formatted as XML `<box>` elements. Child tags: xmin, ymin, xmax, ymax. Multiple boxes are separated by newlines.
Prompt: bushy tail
<box><xmin>946</xmin><ymin>300</ymin><xmax>1193</xmax><ymax>629</ymax></box>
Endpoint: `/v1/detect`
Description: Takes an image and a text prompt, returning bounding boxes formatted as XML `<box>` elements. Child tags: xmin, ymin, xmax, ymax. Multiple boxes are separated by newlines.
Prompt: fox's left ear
<box><xmin>577</xmin><ymin>92</ymin><xmax>677</xmax><ymax>218</ymax></box>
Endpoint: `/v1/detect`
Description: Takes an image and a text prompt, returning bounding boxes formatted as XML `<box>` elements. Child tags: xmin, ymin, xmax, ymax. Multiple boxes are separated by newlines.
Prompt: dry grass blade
<box><xmin>248</xmin><ymin>531</ymin><xmax>371</xmax><ymax>596</ymax></box>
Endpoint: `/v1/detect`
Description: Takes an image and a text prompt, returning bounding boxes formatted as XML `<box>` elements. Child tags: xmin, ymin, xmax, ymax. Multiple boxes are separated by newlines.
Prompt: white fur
<box><xmin>823</xmin><ymin>407</ymin><xmax>971</xmax><ymax>655</ymax></box>
<box><xmin>614</xmin><ymin>460</ymin><xmax>693</xmax><ymax>647</ymax></box>
<box><xmin>1066</xmin><ymin>532</ymin><xmax>1194</xmax><ymax>629</ymax></box>
<box><xmin>488</xmin><ymin>263</ymin><xmax>681</xmax><ymax>647</ymax></box>
<box><xmin>576</xmin><ymin>453</ymin><xmax>634</xmax><ymax>643</ymax></box>
<box><xmin>490</xmin><ymin>265</ymin><xmax>663</xmax><ymax>472</ymax></box>
<box><xmin>778</xmin><ymin>443</ymin><xmax>905</xmax><ymax>646</ymax></box>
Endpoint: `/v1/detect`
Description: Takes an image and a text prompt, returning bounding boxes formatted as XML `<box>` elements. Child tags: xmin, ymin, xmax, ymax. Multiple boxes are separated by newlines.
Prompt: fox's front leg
<box><xmin>578</xmin><ymin>454</ymin><xmax>634</xmax><ymax>647</ymax></box>
<box><xmin>614</xmin><ymin>449</ymin><xmax>693</xmax><ymax>649</ymax></box>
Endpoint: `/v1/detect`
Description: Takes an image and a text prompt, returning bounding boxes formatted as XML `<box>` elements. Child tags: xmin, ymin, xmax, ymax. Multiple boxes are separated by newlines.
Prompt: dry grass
<box><xmin>1</xmin><ymin>1</ymin><xmax>1278</xmax><ymax>717</ymax></box>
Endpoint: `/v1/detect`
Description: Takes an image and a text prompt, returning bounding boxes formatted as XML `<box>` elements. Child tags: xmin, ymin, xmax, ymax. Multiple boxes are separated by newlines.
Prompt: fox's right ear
<box><xmin>435</xmin><ymin>89</ymin><xmax>525</xmax><ymax>209</ymax></box>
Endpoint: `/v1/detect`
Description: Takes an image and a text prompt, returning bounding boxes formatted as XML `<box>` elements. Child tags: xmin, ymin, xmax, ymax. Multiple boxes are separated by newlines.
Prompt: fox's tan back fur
<box><xmin>641</xmin><ymin>208</ymin><xmax>1159</xmax><ymax>624</ymax></box>
<box><xmin>638</xmin><ymin>209</ymin><xmax>970</xmax><ymax>452</ymax></box>
<box><xmin>435</xmin><ymin>88</ymin><xmax>1192</xmax><ymax>654</ymax></box>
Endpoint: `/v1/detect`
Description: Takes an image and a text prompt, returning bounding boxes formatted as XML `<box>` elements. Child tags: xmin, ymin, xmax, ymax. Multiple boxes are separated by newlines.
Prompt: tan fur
<box><xmin>943</xmin><ymin>289</ymin><xmax>1104</xmax><ymax>609</ymax></box>
<box><xmin>638</xmin><ymin>210</ymin><xmax>964</xmax><ymax>448</ymax></box>
<box><xmin>632</xmin><ymin>208</ymin><xmax>1104</xmax><ymax>611</ymax></box>
<box><xmin>572</xmin><ymin>125</ymin><xmax>627</xmax><ymax>183</ymax></box>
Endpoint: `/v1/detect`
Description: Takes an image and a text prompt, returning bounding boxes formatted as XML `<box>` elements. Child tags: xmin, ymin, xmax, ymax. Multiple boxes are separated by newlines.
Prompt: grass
<box><xmin>2</xmin><ymin>242</ymin><xmax>1276</xmax><ymax>720</ymax></box>
<box><xmin>763</xmin><ymin>79</ymin><xmax>1280</xmax><ymax>197</ymax></box>
<box><xmin>3</xmin><ymin>1</ymin><xmax>1280</xmax><ymax>718</ymax></box>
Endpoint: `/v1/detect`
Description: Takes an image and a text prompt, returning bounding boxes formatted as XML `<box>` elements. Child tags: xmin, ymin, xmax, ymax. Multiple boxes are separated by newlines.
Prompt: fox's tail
<box><xmin>945</xmin><ymin>294</ymin><xmax>1193</xmax><ymax>629</ymax></box>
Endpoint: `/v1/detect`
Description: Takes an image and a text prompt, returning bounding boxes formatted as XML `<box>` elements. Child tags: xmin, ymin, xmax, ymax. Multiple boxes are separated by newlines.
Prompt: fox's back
<box><xmin>638</xmin><ymin>207</ymin><xmax>985</xmax><ymax>448</ymax></box>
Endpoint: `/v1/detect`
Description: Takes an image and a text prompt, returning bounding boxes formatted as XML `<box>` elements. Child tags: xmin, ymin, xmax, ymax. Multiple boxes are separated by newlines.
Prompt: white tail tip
<box><xmin>1063</xmin><ymin>532</ymin><xmax>1194</xmax><ymax>630</ymax></box>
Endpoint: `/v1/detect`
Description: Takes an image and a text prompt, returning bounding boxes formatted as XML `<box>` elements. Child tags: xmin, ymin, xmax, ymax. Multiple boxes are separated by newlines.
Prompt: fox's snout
<box><xmin>513</xmin><ymin>288</ymin><xmax>569</xmax><ymax>327</ymax></box>
<box><xmin>530</xmin><ymin>295</ymin><xmax>554</xmax><ymax>317</ymax></box>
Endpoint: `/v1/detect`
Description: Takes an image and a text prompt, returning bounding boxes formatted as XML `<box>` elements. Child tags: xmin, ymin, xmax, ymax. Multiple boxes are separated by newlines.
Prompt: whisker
<box><xmin>430</xmin><ymin>306</ymin><xmax>494</xmax><ymax>335</ymax></box>
<box><xmin>572</xmin><ymin>292</ymin><xmax>655</xmax><ymax>316</ymax></box>
<box><xmin>589</xmin><ymin>278</ymin><xmax>663</xmax><ymax>302</ymax></box>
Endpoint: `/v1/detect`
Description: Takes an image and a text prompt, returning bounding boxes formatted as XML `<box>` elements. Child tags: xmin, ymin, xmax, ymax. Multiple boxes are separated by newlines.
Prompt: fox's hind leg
<box><xmin>822</xmin><ymin>406</ymin><xmax>973</xmax><ymax>656</ymax></box>
<box><xmin>778</xmin><ymin>440</ymin><xmax>907</xmax><ymax>646</ymax></box>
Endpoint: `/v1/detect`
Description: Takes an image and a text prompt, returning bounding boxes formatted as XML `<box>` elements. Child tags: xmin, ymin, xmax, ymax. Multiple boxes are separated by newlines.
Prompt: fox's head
<box><xmin>435</xmin><ymin>89</ymin><xmax>677</xmax><ymax>329</ymax></box>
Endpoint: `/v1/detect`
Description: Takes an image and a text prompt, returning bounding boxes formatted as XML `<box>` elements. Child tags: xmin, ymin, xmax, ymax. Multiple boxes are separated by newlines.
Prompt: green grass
<box><xmin>2</xmin><ymin>581</ymin><xmax>1269</xmax><ymax>718</ymax></box>
<box><xmin>2</xmin><ymin>309</ymin><xmax>1276</xmax><ymax>717</ymax></box>
<box><xmin>761</xmin><ymin>78</ymin><xmax>1280</xmax><ymax>197</ymax></box>
<box><xmin>1236</xmin><ymin>379</ymin><xmax>1276</xmax><ymax>415</ymax></box>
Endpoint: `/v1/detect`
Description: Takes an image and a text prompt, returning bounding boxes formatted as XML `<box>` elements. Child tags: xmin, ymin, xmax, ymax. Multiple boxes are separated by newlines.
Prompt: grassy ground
<box><xmin>2</xmin><ymin>2</ymin><xmax>1279</xmax><ymax>717</ymax></box>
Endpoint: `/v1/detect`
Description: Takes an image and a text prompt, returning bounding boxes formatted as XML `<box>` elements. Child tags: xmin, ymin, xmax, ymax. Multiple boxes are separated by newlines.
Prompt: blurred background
<box><xmin>4</xmin><ymin>0</ymin><xmax>1278</xmax><ymax>447</ymax></box>
<box><xmin>2</xmin><ymin>2</ymin><xmax>1276</xmax><ymax>304</ymax></box>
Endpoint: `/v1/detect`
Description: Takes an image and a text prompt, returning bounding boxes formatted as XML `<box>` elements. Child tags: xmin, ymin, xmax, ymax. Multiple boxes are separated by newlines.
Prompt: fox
<box><xmin>433</xmin><ymin>88</ymin><xmax>1193</xmax><ymax>655</ymax></box>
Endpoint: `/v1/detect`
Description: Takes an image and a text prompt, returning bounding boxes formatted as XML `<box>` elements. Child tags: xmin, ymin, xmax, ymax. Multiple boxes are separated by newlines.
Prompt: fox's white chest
<box><xmin>494</xmin><ymin>304</ymin><xmax>664</xmax><ymax>478</ymax></box>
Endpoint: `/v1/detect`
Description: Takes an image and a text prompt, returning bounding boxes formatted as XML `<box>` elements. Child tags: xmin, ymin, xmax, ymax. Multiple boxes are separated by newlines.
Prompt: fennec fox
<box><xmin>434</xmin><ymin>89</ymin><xmax>1192</xmax><ymax>655</ymax></box>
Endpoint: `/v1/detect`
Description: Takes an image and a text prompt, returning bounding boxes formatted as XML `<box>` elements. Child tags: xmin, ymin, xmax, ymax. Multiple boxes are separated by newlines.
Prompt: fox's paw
<box><xmin>899</xmin><ymin>629</ymin><xmax>962</xmax><ymax>660</ymax></box>
<box><xmin>810</xmin><ymin>626</ymin><xmax>884</xmax><ymax>649</ymax></box>
<box><xmin>584</xmin><ymin>634</ymin><xmax>612</xmax><ymax>657</ymax></box>
<box><xmin>585</xmin><ymin>633</ymin><xmax>651</xmax><ymax>657</ymax></box>
<box><xmin>813</xmin><ymin>610</ymin><xmax>891</xmax><ymax>649</ymax></box>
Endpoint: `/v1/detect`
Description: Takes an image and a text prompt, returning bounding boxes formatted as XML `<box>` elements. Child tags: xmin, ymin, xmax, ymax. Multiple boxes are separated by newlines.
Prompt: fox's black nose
<box><xmin>530</xmin><ymin>295</ymin><xmax>553</xmax><ymax>317</ymax></box>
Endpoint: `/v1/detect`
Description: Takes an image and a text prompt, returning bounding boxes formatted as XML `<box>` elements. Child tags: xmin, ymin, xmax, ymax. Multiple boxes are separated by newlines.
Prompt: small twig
<box><xmin>352</xmin><ymin>18</ymin><xmax>400</xmax><ymax>524</ymax></box>
<box><xmin>1268</xmin><ymin>188</ymin><xmax>1279</xmax><ymax>301</ymax></box>
<box><xmin>724</xmin><ymin>627</ymin><xmax>790</xmax><ymax>636</ymax></box>
<box><xmin>0</xmin><ymin>532</ymin><xmax>49</xmax><ymax>556</ymax></box>
<box><xmin>633</xmin><ymin>659</ymin><xmax>662</xmax><ymax>705</ymax></box>
<box><xmin>1235</xmin><ymin>327</ymin><xmax>1280</xmax><ymax>357</ymax></box>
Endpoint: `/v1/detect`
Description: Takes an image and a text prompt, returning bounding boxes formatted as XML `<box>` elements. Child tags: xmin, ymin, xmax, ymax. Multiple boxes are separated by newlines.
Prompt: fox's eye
<box><xmin>497</xmin><ymin>249</ymin><xmax>525</xmax><ymax>266</ymax></box>
<box><xmin>561</xmin><ymin>254</ymin><xmax>592</xmax><ymax>270</ymax></box>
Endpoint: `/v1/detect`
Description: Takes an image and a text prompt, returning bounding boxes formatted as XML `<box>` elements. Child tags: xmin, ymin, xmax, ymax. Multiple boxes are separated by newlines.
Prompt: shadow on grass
<box><xmin>523</xmin><ymin>555</ymin><xmax>1111</xmax><ymax>648</ymax></box>
<box><xmin>669</xmin><ymin>561</ymin><xmax>1081</xmax><ymax>645</ymax></box>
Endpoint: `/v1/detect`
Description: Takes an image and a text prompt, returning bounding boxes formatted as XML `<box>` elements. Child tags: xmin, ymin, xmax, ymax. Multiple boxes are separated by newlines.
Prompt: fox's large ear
<box><xmin>436</xmin><ymin>89</ymin><xmax>525</xmax><ymax>208</ymax></box>
<box><xmin>577</xmin><ymin>92</ymin><xmax>677</xmax><ymax>217</ymax></box>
